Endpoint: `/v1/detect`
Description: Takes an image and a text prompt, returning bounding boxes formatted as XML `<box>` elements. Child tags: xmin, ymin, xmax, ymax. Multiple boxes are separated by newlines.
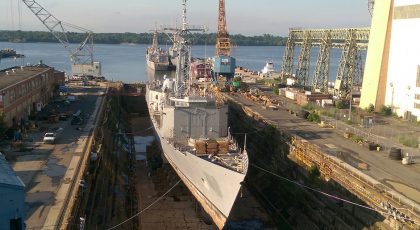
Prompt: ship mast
<box><xmin>151</xmin><ymin>30</ymin><xmax>158</xmax><ymax>51</ymax></box>
<box><xmin>175</xmin><ymin>0</ymin><xmax>191</xmax><ymax>97</ymax></box>
<box><xmin>164</xmin><ymin>0</ymin><xmax>206</xmax><ymax>97</ymax></box>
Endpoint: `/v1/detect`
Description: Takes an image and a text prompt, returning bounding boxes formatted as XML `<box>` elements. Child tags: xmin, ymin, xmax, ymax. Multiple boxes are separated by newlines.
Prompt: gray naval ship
<box><xmin>146</xmin><ymin>0</ymin><xmax>248</xmax><ymax>228</ymax></box>
<box><xmin>146</xmin><ymin>30</ymin><xmax>173</xmax><ymax>71</ymax></box>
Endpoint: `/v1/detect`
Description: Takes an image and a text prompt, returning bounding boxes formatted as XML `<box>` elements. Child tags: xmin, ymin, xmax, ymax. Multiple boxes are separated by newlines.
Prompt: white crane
<box><xmin>22</xmin><ymin>0</ymin><xmax>101</xmax><ymax>78</ymax></box>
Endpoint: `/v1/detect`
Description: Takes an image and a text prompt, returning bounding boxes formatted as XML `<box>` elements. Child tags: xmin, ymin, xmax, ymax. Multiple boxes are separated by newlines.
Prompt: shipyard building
<box><xmin>0</xmin><ymin>154</ymin><xmax>25</xmax><ymax>230</ymax></box>
<box><xmin>0</xmin><ymin>64</ymin><xmax>64</xmax><ymax>128</ymax></box>
<box><xmin>360</xmin><ymin>0</ymin><xmax>420</xmax><ymax>121</ymax></box>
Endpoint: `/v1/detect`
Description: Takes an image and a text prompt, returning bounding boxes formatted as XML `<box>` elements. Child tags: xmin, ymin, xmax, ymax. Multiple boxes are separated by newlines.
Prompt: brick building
<box><xmin>54</xmin><ymin>70</ymin><xmax>65</xmax><ymax>87</ymax></box>
<box><xmin>0</xmin><ymin>65</ymin><xmax>58</xmax><ymax>127</ymax></box>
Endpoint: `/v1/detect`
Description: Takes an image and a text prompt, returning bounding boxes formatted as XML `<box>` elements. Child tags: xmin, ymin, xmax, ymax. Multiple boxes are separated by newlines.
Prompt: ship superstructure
<box><xmin>146</xmin><ymin>30</ymin><xmax>173</xmax><ymax>71</ymax></box>
<box><xmin>168</xmin><ymin>32</ymin><xmax>181</xmax><ymax>69</ymax></box>
<box><xmin>146</xmin><ymin>0</ymin><xmax>248</xmax><ymax>228</ymax></box>
<box><xmin>261</xmin><ymin>60</ymin><xmax>275</xmax><ymax>74</ymax></box>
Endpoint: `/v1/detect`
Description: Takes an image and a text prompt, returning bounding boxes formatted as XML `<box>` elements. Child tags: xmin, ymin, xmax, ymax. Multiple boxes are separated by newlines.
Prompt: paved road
<box><xmin>227</xmin><ymin>92</ymin><xmax>420</xmax><ymax>205</ymax></box>
<box><xmin>7</xmin><ymin>85</ymin><xmax>105</xmax><ymax>229</ymax></box>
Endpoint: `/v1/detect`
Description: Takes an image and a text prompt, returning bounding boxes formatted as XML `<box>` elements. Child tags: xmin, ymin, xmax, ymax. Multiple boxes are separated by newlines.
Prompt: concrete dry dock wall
<box><xmin>38</xmin><ymin>94</ymin><xmax>106</xmax><ymax>230</ymax></box>
<box><xmin>290</xmin><ymin>137</ymin><xmax>420</xmax><ymax>229</ymax></box>
<box><xmin>58</xmin><ymin>92</ymin><xmax>107</xmax><ymax>229</ymax></box>
<box><xmin>220</xmin><ymin>91</ymin><xmax>420</xmax><ymax>229</ymax></box>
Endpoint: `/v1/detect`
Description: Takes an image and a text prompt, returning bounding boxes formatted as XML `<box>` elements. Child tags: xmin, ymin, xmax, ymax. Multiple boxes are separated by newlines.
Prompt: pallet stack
<box><xmin>217</xmin><ymin>140</ymin><xmax>229</xmax><ymax>154</ymax></box>
<box><xmin>206</xmin><ymin>140</ymin><xmax>219</xmax><ymax>154</ymax></box>
<box><xmin>195</xmin><ymin>141</ymin><xmax>207</xmax><ymax>154</ymax></box>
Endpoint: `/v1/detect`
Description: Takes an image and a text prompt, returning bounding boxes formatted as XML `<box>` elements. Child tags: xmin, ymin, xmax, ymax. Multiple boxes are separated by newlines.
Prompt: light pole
<box><xmin>348</xmin><ymin>95</ymin><xmax>352</xmax><ymax>121</ymax></box>
<box><xmin>406</xmin><ymin>85</ymin><xmax>411</xmax><ymax>120</ymax></box>
<box><xmin>348</xmin><ymin>86</ymin><xmax>352</xmax><ymax>122</ymax></box>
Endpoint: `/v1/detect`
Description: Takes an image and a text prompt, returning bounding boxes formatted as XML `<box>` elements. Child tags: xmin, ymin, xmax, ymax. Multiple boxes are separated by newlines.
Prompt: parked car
<box><xmin>71</xmin><ymin>116</ymin><xmax>84</xmax><ymax>125</ymax></box>
<box><xmin>67</xmin><ymin>95</ymin><xmax>78</xmax><ymax>102</ymax></box>
<box><xmin>58</xmin><ymin>111</ymin><xmax>72</xmax><ymax>121</ymax></box>
<box><xmin>43</xmin><ymin>133</ymin><xmax>56</xmax><ymax>144</ymax></box>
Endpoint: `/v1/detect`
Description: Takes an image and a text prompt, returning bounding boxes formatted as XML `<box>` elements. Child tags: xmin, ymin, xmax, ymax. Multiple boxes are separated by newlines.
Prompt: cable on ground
<box><xmin>250</xmin><ymin>163</ymin><xmax>420</xmax><ymax>226</ymax></box>
<box><xmin>117</xmin><ymin>126</ymin><xmax>154</xmax><ymax>135</ymax></box>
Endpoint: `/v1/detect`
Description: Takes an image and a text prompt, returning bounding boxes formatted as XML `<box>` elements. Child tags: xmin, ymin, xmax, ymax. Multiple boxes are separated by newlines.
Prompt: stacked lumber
<box><xmin>195</xmin><ymin>141</ymin><xmax>207</xmax><ymax>154</ymax></box>
<box><xmin>217</xmin><ymin>140</ymin><xmax>229</xmax><ymax>154</ymax></box>
<box><xmin>206</xmin><ymin>139</ymin><xmax>219</xmax><ymax>154</ymax></box>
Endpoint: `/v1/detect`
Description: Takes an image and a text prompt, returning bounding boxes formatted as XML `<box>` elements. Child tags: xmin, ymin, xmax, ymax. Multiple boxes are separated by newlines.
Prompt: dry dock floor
<box><xmin>135</xmin><ymin>162</ymin><xmax>216</xmax><ymax>230</ymax></box>
<box><xmin>130</xmin><ymin>116</ymin><xmax>216</xmax><ymax>230</ymax></box>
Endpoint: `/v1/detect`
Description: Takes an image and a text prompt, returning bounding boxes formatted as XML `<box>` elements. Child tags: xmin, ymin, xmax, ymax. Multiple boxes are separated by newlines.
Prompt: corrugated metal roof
<box><xmin>0</xmin><ymin>153</ymin><xmax>25</xmax><ymax>188</ymax></box>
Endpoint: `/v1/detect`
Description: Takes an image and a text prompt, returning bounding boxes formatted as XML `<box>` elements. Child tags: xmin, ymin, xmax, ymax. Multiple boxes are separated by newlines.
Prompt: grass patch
<box><xmin>398</xmin><ymin>135</ymin><xmax>419</xmax><ymax>148</ymax></box>
<box><xmin>307</xmin><ymin>112</ymin><xmax>320</xmax><ymax>123</ymax></box>
<box><xmin>320</xmin><ymin>110</ymin><xmax>333</xmax><ymax>117</ymax></box>
<box><xmin>379</xmin><ymin>105</ymin><xmax>392</xmax><ymax>116</ymax></box>
<box><xmin>302</xmin><ymin>104</ymin><xmax>316</xmax><ymax>111</ymax></box>
<box><xmin>272</xmin><ymin>86</ymin><xmax>279</xmax><ymax>95</ymax></box>
<box><xmin>364</xmin><ymin>104</ymin><xmax>375</xmax><ymax>114</ymax></box>
<box><xmin>351</xmin><ymin>135</ymin><xmax>363</xmax><ymax>144</ymax></box>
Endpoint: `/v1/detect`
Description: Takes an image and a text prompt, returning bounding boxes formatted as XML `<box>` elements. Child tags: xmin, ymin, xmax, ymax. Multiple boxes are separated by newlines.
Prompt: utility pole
<box><xmin>406</xmin><ymin>85</ymin><xmax>411</xmax><ymax>120</ymax></box>
<box><xmin>390</xmin><ymin>82</ymin><xmax>394</xmax><ymax>112</ymax></box>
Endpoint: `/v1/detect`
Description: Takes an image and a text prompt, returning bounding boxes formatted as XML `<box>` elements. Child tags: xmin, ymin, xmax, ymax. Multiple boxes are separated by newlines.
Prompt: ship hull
<box><xmin>146</xmin><ymin>89</ymin><xmax>246</xmax><ymax>229</ymax></box>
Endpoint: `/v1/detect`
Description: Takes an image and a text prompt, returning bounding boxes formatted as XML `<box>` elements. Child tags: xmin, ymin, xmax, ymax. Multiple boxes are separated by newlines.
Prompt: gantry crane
<box><xmin>22</xmin><ymin>0</ymin><xmax>101</xmax><ymax>78</ymax></box>
<box><xmin>282</xmin><ymin>28</ymin><xmax>369</xmax><ymax>99</ymax></box>
<box><xmin>212</xmin><ymin>0</ymin><xmax>236</xmax><ymax>82</ymax></box>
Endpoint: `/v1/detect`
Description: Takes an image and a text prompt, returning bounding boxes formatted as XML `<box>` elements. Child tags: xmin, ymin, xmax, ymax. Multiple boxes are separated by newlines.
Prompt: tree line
<box><xmin>0</xmin><ymin>30</ymin><xmax>287</xmax><ymax>46</ymax></box>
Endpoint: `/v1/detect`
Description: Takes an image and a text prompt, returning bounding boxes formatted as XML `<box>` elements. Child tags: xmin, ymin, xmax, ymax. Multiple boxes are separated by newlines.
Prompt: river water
<box><xmin>0</xmin><ymin>41</ymin><xmax>356</xmax><ymax>83</ymax></box>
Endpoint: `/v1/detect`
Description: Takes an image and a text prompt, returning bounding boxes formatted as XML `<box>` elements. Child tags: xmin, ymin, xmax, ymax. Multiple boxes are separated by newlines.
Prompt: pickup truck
<box><xmin>43</xmin><ymin>132</ymin><xmax>57</xmax><ymax>144</ymax></box>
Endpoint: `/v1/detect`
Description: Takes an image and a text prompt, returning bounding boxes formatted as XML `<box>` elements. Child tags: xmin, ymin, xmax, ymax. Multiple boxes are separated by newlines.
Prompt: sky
<box><xmin>0</xmin><ymin>0</ymin><xmax>372</xmax><ymax>36</ymax></box>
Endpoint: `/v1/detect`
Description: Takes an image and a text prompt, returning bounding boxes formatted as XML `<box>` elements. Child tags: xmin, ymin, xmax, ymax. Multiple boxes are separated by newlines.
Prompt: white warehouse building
<box><xmin>360</xmin><ymin>0</ymin><xmax>420</xmax><ymax>121</ymax></box>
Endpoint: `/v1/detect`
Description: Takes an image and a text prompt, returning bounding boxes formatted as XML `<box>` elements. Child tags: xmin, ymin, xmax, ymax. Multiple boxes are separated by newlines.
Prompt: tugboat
<box><xmin>0</xmin><ymin>48</ymin><xmax>25</xmax><ymax>59</ymax></box>
<box><xmin>261</xmin><ymin>60</ymin><xmax>275</xmax><ymax>75</ymax></box>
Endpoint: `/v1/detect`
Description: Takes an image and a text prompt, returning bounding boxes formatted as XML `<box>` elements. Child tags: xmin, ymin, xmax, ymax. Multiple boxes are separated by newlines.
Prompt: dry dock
<box><xmin>127</xmin><ymin>93</ymin><xmax>273</xmax><ymax>229</ymax></box>
<box><xmin>66</xmin><ymin>84</ymin><xmax>274</xmax><ymax>229</ymax></box>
